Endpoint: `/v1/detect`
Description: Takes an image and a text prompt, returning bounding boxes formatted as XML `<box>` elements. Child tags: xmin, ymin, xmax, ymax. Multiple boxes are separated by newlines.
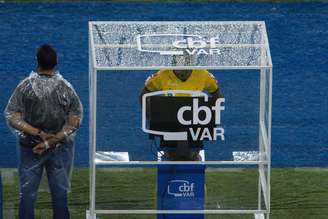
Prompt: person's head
<box><xmin>173</xmin><ymin>69</ymin><xmax>192</xmax><ymax>81</ymax></box>
<box><xmin>172</xmin><ymin>55</ymin><xmax>194</xmax><ymax>81</ymax></box>
<box><xmin>37</xmin><ymin>44</ymin><xmax>57</xmax><ymax>71</ymax></box>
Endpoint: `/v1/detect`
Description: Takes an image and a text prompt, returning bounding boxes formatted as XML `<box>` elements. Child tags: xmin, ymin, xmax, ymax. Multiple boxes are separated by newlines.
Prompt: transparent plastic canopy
<box><xmin>89</xmin><ymin>21</ymin><xmax>272</xmax><ymax>70</ymax></box>
<box><xmin>88</xmin><ymin>21</ymin><xmax>272</xmax><ymax>219</ymax></box>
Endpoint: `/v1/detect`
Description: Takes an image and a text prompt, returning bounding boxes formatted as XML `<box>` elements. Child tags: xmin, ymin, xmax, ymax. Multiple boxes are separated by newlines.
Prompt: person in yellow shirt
<box><xmin>140</xmin><ymin>68</ymin><xmax>222</xmax><ymax>98</ymax></box>
<box><xmin>140</xmin><ymin>65</ymin><xmax>223</xmax><ymax>161</ymax></box>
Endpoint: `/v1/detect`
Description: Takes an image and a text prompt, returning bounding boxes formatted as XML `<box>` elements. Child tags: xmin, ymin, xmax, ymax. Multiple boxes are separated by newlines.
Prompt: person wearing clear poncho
<box><xmin>4</xmin><ymin>44</ymin><xmax>83</xmax><ymax>219</ymax></box>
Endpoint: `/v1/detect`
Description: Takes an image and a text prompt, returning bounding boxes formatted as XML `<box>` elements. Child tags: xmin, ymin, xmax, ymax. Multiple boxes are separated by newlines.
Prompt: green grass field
<box><xmin>2</xmin><ymin>167</ymin><xmax>328</xmax><ymax>218</ymax></box>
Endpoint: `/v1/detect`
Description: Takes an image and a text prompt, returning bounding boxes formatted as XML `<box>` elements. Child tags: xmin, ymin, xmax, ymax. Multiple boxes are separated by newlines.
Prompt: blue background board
<box><xmin>0</xmin><ymin>175</ymin><xmax>2</xmax><ymax>219</ymax></box>
<box><xmin>0</xmin><ymin>3</ymin><xmax>327</xmax><ymax>167</ymax></box>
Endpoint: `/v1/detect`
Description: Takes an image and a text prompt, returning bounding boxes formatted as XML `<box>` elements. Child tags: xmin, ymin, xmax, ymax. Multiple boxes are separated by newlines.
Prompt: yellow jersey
<box><xmin>145</xmin><ymin>69</ymin><xmax>219</xmax><ymax>96</ymax></box>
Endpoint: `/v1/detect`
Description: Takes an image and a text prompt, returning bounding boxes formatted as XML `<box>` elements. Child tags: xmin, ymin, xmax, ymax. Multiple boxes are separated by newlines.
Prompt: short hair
<box><xmin>37</xmin><ymin>44</ymin><xmax>57</xmax><ymax>70</ymax></box>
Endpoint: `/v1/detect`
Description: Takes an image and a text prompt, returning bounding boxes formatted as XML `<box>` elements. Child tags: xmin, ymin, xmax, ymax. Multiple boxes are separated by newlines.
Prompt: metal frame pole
<box><xmin>258</xmin><ymin>23</ymin><xmax>266</xmax><ymax>214</ymax></box>
<box><xmin>259</xmin><ymin>68</ymin><xmax>266</xmax><ymax>212</ymax></box>
<box><xmin>266</xmin><ymin>67</ymin><xmax>272</xmax><ymax>219</ymax></box>
<box><xmin>89</xmin><ymin>22</ymin><xmax>97</xmax><ymax>219</ymax></box>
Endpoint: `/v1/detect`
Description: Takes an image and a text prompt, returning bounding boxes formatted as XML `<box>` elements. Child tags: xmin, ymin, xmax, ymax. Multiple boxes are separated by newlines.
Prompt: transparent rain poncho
<box><xmin>4</xmin><ymin>70</ymin><xmax>83</xmax><ymax>201</ymax></box>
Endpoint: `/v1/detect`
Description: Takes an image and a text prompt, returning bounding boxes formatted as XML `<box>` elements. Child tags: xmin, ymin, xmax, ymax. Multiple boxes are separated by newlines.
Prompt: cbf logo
<box><xmin>142</xmin><ymin>90</ymin><xmax>225</xmax><ymax>141</ymax></box>
<box><xmin>136</xmin><ymin>34</ymin><xmax>221</xmax><ymax>56</ymax></box>
<box><xmin>167</xmin><ymin>180</ymin><xmax>195</xmax><ymax>197</ymax></box>
<box><xmin>177</xmin><ymin>97</ymin><xmax>225</xmax><ymax>141</ymax></box>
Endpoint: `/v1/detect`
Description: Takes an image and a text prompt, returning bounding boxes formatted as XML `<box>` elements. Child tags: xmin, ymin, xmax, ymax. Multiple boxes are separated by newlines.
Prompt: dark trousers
<box><xmin>18</xmin><ymin>143</ymin><xmax>73</xmax><ymax>219</ymax></box>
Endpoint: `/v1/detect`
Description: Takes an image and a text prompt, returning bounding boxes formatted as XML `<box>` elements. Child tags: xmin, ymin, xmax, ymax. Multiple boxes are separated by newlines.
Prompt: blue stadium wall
<box><xmin>0</xmin><ymin>3</ymin><xmax>327</xmax><ymax>167</ymax></box>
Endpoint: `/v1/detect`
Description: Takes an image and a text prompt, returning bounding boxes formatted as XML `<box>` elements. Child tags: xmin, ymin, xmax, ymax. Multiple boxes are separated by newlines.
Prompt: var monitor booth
<box><xmin>87</xmin><ymin>21</ymin><xmax>272</xmax><ymax>219</ymax></box>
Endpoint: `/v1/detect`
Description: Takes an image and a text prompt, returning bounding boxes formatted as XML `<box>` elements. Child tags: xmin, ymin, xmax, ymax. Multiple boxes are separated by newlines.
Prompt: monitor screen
<box><xmin>147</xmin><ymin>95</ymin><xmax>216</xmax><ymax>149</ymax></box>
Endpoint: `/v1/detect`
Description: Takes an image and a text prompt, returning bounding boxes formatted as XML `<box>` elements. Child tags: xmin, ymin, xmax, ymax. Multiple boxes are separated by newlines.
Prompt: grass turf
<box><xmin>2</xmin><ymin>168</ymin><xmax>328</xmax><ymax>218</ymax></box>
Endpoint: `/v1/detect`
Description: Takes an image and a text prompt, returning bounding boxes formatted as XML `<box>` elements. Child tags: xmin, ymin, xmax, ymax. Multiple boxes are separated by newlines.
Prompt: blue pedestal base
<box><xmin>157</xmin><ymin>164</ymin><xmax>205</xmax><ymax>219</ymax></box>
